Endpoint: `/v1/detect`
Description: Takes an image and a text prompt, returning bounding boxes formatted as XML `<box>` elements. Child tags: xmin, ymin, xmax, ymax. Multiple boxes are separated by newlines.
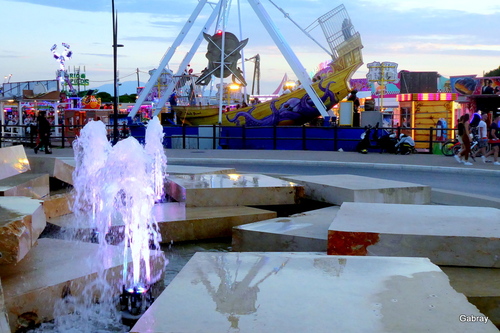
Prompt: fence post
<box><xmin>61</xmin><ymin>125</ymin><xmax>65</xmax><ymax>148</ymax></box>
<box><xmin>212</xmin><ymin>124</ymin><xmax>216</xmax><ymax>149</ymax></box>
<box><xmin>333</xmin><ymin>126</ymin><xmax>338</xmax><ymax>151</ymax></box>
<box><xmin>273</xmin><ymin>125</ymin><xmax>277</xmax><ymax>150</ymax></box>
<box><xmin>429</xmin><ymin>127</ymin><xmax>434</xmax><ymax>154</ymax></box>
<box><xmin>242</xmin><ymin>125</ymin><xmax>246</xmax><ymax>149</ymax></box>
<box><xmin>182</xmin><ymin>123</ymin><xmax>186</xmax><ymax>149</ymax></box>
<box><xmin>302</xmin><ymin>125</ymin><xmax>307</xmax><ymax>150</ymax></box>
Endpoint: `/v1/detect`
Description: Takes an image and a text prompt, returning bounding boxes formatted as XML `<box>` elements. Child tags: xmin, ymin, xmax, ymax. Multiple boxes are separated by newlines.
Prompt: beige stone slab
<box><xmin>42</xmin><ymin>192</ymin><xmax>73</xmax><ymax>219</ymax></box>
<box><xmin>0</xmin><ymin>146</ymin><xmax>30</xmax><ymax>181</ymax></box>
<box><xmin>282</xmin><ymin>174</ymin><xmax>431</xmax><ymax>205</ymax></box>
<box><xmin>26</xmin><ymin>156</ymin><xmax>56</xmax><ymax>177</ymax></box>
<box><xmin>232</xmin><ymin>206</ymin><xmax>339</xmax><ymax>252</ymax></box>
<box><xmin>441</xmin><ymin>266</ymin><xmax>500</xmax><ymax>326</ymax></box>
<box><xmin>132</xmin><ymin>252</ymin><xmax>498</xmax><ymax>333</ymax></box>
<box><xmin>0</xmin><ymin>197</ymin><xmax>46</xmax><ymax>265</ymax></box>
<box><xmin>167</xmin><ymin>165</ymin><xmax>236</xmax><ymax>175</ymax></box>
<box><xmin>153</xmin><ymin>203</ymin><xmax>277</xmax><ymax>242</ymax></box>
<box><xmin>48</xmin><ymin>203</ymin><xmax>277</xmax><ymax>243</ymax></box>
<box><xmin>166</xmin><ymin>174</ymin><xmax>304</xmax><ymax>207</ymax></box>
<box><xmin>0</xmin><ymin>173</ymin><xmax>49</xmax><ymax>199</ymax></box>
<box><xmin>0</xmin><ymin>238</ymin><xmax>165</xmax><ymax>332</ymax></box>
<box><xmin>53</xmin><ymin>157</ymin><xmax>75</xmax><ymax>185</ymax></box>
<box><xmin>328</xmin><ymin>203</ymin><xmax>500</xmax><ymax>267</ymax></box>
<box><xmin>0</xmin><ymin>280</ymin><xmax>9</xmax><ymax>333</ymax></box>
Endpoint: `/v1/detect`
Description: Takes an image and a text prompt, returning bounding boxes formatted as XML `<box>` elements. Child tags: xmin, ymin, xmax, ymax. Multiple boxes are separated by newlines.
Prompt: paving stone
<box><xmin>132</xmin><ymin>252</ymin><xmax>498</xmax><ymax>333</ymax></box>
<box><xmin>48</xmin><ymin>203</ymin><xmax>277</xmax><ymax>243</ymax></box>
<box><xmin>166</xmin><ymin>174</ymin><xmax>304</xmax><ymax>207</ymax></box>
<box><xmin>232</xmin><ymin>206</ymin><xmax>339</xmax><ymax>252</ymax></box>
<box><xmin>0</xmin><ymin>238</ymin><xmax>165</xmax><ymax>332</ymax></box>
<box><xmin>282</xmin><ymin>174</ymin><xmax>430</xmax><ymax>205</ymax></box>
<box><xmin>0</xmin><ymin>172</ymin><xmax>49</xmax><ymax>199</ymax></box>
<box><xmin>0</xmin><ymin>146</ymin><xmax>30</xmax><ymax>182</ymax></box>
<box><xmin>328</xmin><ymin>202</ymin><xmax>500</xmax><ymax>267</ymax></box>
<box><xmin>0</xmin><ymin>197</ymin><xmax>45</xmax><ymax>265</ymax></box>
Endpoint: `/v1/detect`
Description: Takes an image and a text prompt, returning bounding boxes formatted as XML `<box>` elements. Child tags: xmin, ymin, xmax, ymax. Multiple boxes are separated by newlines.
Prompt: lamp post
<box><xmin>112</xmin><ymin>0</ymin><xmax>124</xmax><ymax>144</ymax></box>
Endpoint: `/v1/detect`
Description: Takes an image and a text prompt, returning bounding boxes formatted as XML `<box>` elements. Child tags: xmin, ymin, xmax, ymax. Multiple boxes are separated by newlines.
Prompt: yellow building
<box><xmin>397</xmin><ymin>93</ymin><xmax>457</xmax><ymax>149</ymax></box>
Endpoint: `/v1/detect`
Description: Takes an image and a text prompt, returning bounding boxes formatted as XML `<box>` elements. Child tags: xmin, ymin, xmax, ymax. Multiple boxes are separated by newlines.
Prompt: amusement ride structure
<box><xmin>129</xmin><ymin>0</ymin><xmax>364</xmax><ymax>127</ymax></box>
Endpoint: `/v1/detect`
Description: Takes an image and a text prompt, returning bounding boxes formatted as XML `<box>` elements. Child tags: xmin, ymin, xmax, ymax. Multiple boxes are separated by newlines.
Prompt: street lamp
<box><xmin>112</xmin><ymin>0</ymin><xmax>124</xmax><ymax>145</ymax></box>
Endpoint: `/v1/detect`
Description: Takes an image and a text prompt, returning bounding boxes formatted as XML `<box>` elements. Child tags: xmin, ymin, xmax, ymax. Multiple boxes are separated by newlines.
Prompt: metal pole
<box><xmin>112</xmin><ymin>0</ymin><xmax>119</xmax><ymax>144</ymax></box>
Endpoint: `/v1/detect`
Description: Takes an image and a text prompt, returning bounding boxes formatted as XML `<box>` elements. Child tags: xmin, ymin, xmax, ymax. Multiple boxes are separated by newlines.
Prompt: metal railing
<box><xmin>0</xmin><ymin>123</ymin><xmax>453</xmax><ymax>154</ymax></box>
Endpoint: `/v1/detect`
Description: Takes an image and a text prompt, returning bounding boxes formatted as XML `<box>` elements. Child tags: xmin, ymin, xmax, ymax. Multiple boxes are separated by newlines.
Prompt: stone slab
<box><xmin>152</xmin><ymin>203</ymin><xmax>277</xmax><ymax>242</ymax></box>
<box><xmin>48</xmin><ymin>203</ymin><xmax>277</xmax><ymax>243</ymax></box>
<box><xmin>166</xmin><ymin>174</ymin><xmax>304</xmax><ymax>207</ymax></box>
<box><xmin>441</xmin><ymin>266</ymin><xmax>500</xmax><ymax>326</ymax></box>
<box><xmin>46</xmin><ymin>156</ymin><xmax>238</xmax><ymax>186</ymax></box>
<box><xmin>0</xmin><ymin>238</ymin><xmax>165</xmax><ymax>332</ymax></box>
<box><xmin>167</xmin><ymin>165</ymin><xmax>236</xmax><ymax>175</ymax></box>
<box><xmin>0</xmin><ymin>280</ymin><xmax>9</xmax><ymax>333</ymax></box>
<box><xmin>42</xmin><ymin>192</ymin><xmax>73</xmax><ymax>219</ymax></box>
<box><xmin>282</xmin><ymin>174</ymin><xmax>430</xmax><ymax>205</ymax></box>
<box><xmin>0</xmin><ymin>197</ymin><xmax>46</xmax><ymax>265</ymax></box>
<box><xmin>232</xmin><ymin>206</ymin><xmax>339</xmax><ymax>252</ymax></box>
<box><xmin>0</xmin><ymin>146</ymin><xmax>30</xmax><ymax>181</ymax></box>
<box><xmin>53</xmin><ymin>157</ymin><xmax>75</xmax><ymax>185</ymax></box>
<box><xmin>26</xmin><ymin>156</ymin><xmax>57</xmax><ymax>178</ymax></box>
<box><xmin>0</xmin><ymin>173</ymin><xmax>49</xmax><ymax>199</ymax></box>
<box><xmin>132</xmin><ymin>252</ymin><xmax>498</xmax><ymax>332</ymax></box>
<box><xmin>328</xmin><ymin>203</ymin><xmax>500</xmax><ymax>267</ymax></box>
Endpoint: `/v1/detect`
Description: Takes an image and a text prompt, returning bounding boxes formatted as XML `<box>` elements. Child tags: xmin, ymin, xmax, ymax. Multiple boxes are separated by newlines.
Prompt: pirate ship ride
<box><xmin>129</xmin><ymin>2</ymin><xmax>363</xmax><ymax>127</ymax></box>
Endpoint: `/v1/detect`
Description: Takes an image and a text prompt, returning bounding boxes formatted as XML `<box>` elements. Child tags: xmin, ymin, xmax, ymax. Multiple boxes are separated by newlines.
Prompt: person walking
<box><xmin>471</xmin><ymin>113</ymin><xmax>489</xmax><ymax>163</ymax></box>
<box><xmin>483</xmin><ymin>115</ymin><xmax>500</xmax><ymax>165</ymax></box>
<box><xmin>454</xmin><ymin>114</ymin><xmax>472</xmax><ymax>165</ymax></box>
<box><xmin>34</xmin><ymin>111</ymin><xmax>52</xmax><ymax>154</ymax></box>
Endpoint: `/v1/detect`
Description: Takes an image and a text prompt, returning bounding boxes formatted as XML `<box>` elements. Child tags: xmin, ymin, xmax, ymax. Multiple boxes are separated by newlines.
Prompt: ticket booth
<box><xmin>396</xmin><ymin>93</ymin><xmax>457</xmax><ymax>149</ymax></box>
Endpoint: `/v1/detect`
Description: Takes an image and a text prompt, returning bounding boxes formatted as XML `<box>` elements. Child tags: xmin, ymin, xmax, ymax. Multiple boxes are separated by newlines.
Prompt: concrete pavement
<box><xmin>25</xmin><ymin>147</ymin><xmax>500</xmax><ymax>175</ymax></box>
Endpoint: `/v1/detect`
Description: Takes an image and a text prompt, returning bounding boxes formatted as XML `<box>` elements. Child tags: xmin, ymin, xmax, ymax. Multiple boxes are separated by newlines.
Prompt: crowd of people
<box><xmin>454</xmin><ymin>111</ymin><xmax>500</xmax><ymax>166</ymax></box>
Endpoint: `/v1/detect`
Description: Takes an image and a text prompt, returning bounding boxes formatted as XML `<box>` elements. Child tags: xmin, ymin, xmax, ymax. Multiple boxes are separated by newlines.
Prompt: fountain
<box><xmin>33</xmin><ymin>118</ymin><xmax>168</xmax><ymax>332</ymax></box>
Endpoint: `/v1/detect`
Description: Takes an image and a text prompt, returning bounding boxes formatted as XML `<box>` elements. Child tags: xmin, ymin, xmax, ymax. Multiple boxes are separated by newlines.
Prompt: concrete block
<box><xmin>132</xmin><ymin>252</ymin><xmax>498</xmax><ymax>332</ymax></box>
<box><xmin>152</xmin><ymin>203</ymin><xmax>277</xmax><ymax>242</ymax></box>
<box><xmin>0</xmin><ymin>280</ymin><xmax>9</xmax><ymax>333</ymax></box>
<box><xmin>232</xmin><ymin>206</ymin><xmax>339</xmax><ymax>252</ymax></box>
<box><xmin>0</xmin><ymin>197</ymin><xmax>46</xmax><ymax>265</ymax></box>
<box><xmin>0</xmin><ymin>238</ymin><xmax>165</xmax><ymax>332</ymax></box>
<box><xmin>42</xmin><ymin>192</ymin><xmax>73</xmax><ymax>219</ymax></box>
<box><xmin>282</xmin><ymin>174</ymin><xmax>430</xmax><ymax>205</ymax></box>
<box><xmin>53</xmin><ymin>157</ymin><xmax>75</xmax><ymax>185</ymax></box>
<box><xmin>328</xmin><ymin>203</ymin><xmax>500</xmax><ymax>267</ymax></box>
<box><xmin>0</xmin><ymin>173</ymin><xmax>49</xmax><ymax>199</ymax></box>
<box><xmin>0</xmin><ymin>146</ymin><xmax>30</xmax><ymax>181</ymax></box>
<box><xmin>442</xmin><ymin>266</ymin><xmax>500</xmax><ymax>327</ymax></box>
<box><xmin>48</xmin><ymin>203</ymin><xmax>277</xmax><ymax>243</ymax></box>
<box><xmin>166</xmin><ymin>174</ymin><xmax>304</xmax><ymax>207</ymax></box>
<box><xmin>167</xmin><ymin>165</ymin><xmax>236</xmax><ymax>175</ymax></box>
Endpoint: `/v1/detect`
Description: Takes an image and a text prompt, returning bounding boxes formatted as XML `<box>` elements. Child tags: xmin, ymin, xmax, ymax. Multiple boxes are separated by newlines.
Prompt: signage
<box><xmin>69</xmin><ymin>73</ymin><xmax>89</xmax><ymax>86</ymax></box>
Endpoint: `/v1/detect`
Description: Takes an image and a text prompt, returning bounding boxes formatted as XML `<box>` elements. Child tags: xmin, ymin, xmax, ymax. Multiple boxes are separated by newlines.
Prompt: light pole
<box><xmin>112</xmin><ymin>0</ymin><xmax>124</xmax><ymax>144</ymax></box>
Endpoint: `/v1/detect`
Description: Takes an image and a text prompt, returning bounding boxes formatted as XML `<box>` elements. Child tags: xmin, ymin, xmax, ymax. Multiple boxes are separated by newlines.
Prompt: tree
<box><xmin>484</xmin><ymin>66</ymin><xmax>500</xmax><ymax>77</ymax></box>
<box><xmin>119</xmin><ymin>94</ymin><xmax>137</xmax><ymax>103</ymax></box>
<box><xmin>95</xmin><ymin>92</ymin><xmax>113</xmax><ymax>103</ymax></box>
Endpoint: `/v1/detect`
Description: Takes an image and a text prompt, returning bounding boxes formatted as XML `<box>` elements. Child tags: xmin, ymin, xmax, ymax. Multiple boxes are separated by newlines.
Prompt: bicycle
<box><xmin>442</xmin><ymin>135</ymin><xmax>484</xmax><ymax>158</ymax></box>
<box><xmin>441</xmin><ymin>139</ymin><xmax>459</xmax><ymax>156</ymax></box>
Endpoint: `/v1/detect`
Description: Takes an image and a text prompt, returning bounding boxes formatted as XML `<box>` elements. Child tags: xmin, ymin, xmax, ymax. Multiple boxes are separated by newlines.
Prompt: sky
<box><xmin>1</xmin><ymin>0</ymin><xmax>500</xmax><ymax>95</ymax></box>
